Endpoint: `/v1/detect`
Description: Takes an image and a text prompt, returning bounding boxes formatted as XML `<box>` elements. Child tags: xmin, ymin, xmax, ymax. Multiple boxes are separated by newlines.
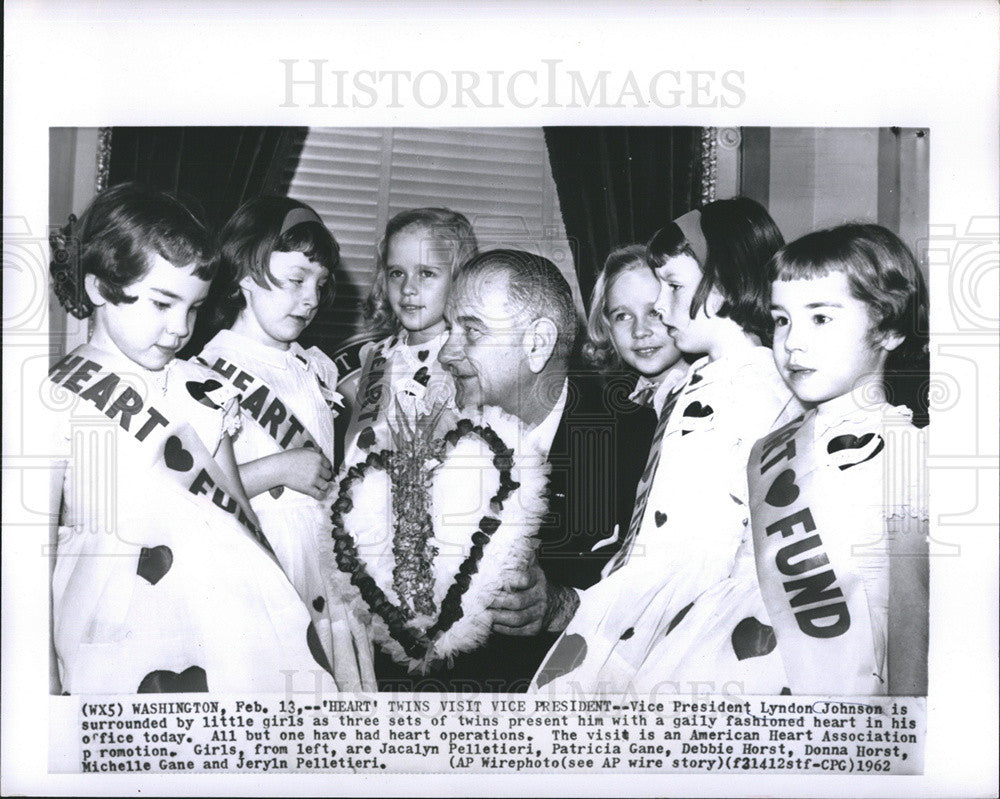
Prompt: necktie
<box><xmin>628</xmin><ymin>382</ymin><xmax>656</xmax><ymax>408</ymax></box>
<box><xmin>605</xmin><ymin>383</ymin><xmax>684</xmax><ymax>575</ymax></box>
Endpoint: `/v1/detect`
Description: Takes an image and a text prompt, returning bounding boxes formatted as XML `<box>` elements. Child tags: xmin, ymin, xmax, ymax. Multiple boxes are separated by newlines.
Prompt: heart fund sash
<box><xmin>196</xmin><ymin>355</ymin><xmax>324</xmax><ymax>453</ymax></box>
<box><xmin>748</xmin><ymin>412</ymin><xmax>884</xmax><ymax>695</ymax></box>
<box><xmin>49</xmin><ymin>348</ymin><xmax>277</xmax><ymax>560</ymax></box>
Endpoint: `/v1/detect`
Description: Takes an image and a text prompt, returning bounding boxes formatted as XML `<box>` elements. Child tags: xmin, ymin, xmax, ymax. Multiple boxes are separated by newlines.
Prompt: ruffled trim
<box><xmin>330</xmin><ymin>405</ymin><xmax>550</xmax><ymax>672</ymax></box>
<box><xmin>299</xmin><ymin>346</ymin><xmax>344</xmax><ymax>412</ymax></box>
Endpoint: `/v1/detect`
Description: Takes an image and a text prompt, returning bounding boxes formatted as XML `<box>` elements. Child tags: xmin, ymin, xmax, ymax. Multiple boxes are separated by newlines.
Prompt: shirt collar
<box><xmin>524</xmin><ymin>379</ymin><xmax>568</xmax><ymax>459</ymax></box>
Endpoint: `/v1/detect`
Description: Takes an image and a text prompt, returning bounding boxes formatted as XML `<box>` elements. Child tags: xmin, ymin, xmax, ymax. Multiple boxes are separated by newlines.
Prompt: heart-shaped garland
<box><xmin>330</xmin><ymin>418</ymin><xmax>522</xmax><ymax>666</ymax></box>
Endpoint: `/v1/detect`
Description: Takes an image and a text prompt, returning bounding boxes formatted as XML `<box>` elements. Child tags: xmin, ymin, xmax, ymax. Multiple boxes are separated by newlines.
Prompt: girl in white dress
<box><xmin>583</xmin><ymin>245</ymin><xmax>689</xmax><ymax>547</ymax></box>
<box><xmin>48</xmin><ymin>183</ymin><xmax>337</xmax><ymax>695</ymax></box>
<box><xmin>197</xmin><ymin>197</ymin><xmax>375</xmax><ymax>691</ymax></box>
<box><xmin>633</xmin><ymin>223</ymin><xmax>929</xmax><ymax>696</ymax></box>
<box><xmin>532</xmin><ymin>198</ymin><xmax>793</xmax><ymax>694</ymax></box>
<box><xmin>341</xmin><ymin>208</ymin><xmax>478</xmax><ymax>469</ymax></box>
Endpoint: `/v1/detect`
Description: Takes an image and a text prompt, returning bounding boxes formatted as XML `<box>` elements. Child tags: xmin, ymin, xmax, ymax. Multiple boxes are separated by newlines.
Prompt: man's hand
<box><xmin>490</xmin><ymin>558</ymin><xmax>580</xmax><ymax>636</ymax></box>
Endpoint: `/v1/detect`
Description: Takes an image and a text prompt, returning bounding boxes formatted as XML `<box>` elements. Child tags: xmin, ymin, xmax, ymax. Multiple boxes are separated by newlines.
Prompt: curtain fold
<box><xmin>543</xmin><ymin>126</ymin><xmax>701</xmax><ymax>306</ymax></box>
<box><xmin>108</xmin><ymin>126</ymin><xmax>308</xmax><ymax>230</ymax></box>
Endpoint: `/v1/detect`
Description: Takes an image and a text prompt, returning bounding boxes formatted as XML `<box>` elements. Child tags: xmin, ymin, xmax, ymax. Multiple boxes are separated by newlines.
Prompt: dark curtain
<box><xmin>543</xmin><ymin>126</ymin><xmax>701</xmax><ymax>307</ymax></box>
<box><xmin>108</xmin><ymin>126</ymin><xmax>308</xmax><ymax>354</ymax></box>
<box><xmin>108</xmin><ymin>126</ymin><xmax>307</xmax><ymax>230</ymax></box>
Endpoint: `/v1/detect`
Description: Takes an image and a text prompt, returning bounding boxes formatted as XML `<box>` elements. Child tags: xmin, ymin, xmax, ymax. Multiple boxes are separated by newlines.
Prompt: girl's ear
<box><xmin>879</xmin><ymin>331</ymin><xmax>905</xmax><ymax>352</ymax></box>
<box><xmin>702</xmin><ymin>285</ymin><xmax>725</xmax><ymax>318</ymax></box>
<box><xmin>523</xmin><ymin>317</ymin><xmax>558</xmax><ymax>373</ymax></box>
<box><xmin>83</xmin><ymin>274</ymin><xmax>106</xmax><ymax>307</ymax></box>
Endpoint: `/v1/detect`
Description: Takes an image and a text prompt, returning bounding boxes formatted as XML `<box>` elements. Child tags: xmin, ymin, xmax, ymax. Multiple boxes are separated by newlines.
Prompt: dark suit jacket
<box><xmin>374</xmin><ymin>365</ymin><xmax>656</xmax><ymax>692</ymax></box>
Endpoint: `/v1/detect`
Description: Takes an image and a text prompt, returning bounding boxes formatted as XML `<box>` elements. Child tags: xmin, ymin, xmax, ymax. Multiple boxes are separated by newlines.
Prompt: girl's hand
<box><xmin>280</xmin><ymin>447</ymin><xmax>334</xmax><ymax>500</ymax></box>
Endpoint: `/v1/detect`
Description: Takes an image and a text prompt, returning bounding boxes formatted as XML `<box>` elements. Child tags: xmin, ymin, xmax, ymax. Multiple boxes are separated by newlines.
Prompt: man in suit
<box><xmin>374</xmin><ymin>249</ymin><xmax>627</xmax><ymax>692</ymax></box>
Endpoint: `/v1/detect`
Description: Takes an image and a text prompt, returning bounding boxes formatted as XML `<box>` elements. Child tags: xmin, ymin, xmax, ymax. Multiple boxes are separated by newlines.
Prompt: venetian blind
<box><xmin>286</xmin><ymin>127</ymin><xmax>579</xmax><ymax>348</ymax></box>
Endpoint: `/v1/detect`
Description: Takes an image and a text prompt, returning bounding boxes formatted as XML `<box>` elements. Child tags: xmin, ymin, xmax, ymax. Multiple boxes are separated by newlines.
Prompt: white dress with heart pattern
<box><xmin>531</xmin><ymin>345</ymin><xmax>795</xmax><ymax>694</ymax></box>
<box><xmin>341</xmin><ymin>330</ymin><xmax>457</xmax><ymax>470</ymax></box>
<box><xmin>627</xmin><ymin>399</ymin><xmax>925</xmax><ymax>695</ymax></box>
<box><xmin>49</xmin><ymin>346</ymin><xmax>338</xmax><ymax>695</ymax></box>
<box><xmin>198</xmin><ymin>329</ymin><xmax>376</xmax><ymax>691</ymax></box>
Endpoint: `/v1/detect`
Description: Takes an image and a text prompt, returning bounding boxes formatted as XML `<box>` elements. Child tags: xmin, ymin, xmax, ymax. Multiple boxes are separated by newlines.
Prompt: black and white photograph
<box><xmin>4</xmin><ymin>2</ymin><xmax>998</xmax><ymax>797</ymax></box>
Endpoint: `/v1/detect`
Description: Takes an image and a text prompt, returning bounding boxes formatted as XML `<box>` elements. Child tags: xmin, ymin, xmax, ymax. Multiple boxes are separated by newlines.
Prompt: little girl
<box><xmin>342</xmin><ymin>208</ymin><xmax>478</xmax><ymax>468</ymax></box>
<box><xmin>531</xmin><ymin>197</ymin><xmax>792</xmax><ymax>693</ymax></box>
<box><xmin>634</xmin><ymin>223</ymin><xmax>929</xmax><ymax>696</ymax></box>
<box><xmin>47</xmin><ymin>183</ymin><xmax>337</xmax><ymax>694</ymax></box>
<box><xmin>197</xmin><ymin>196</ymin><xmax>375</xmax><ymax>691</ymax></box>
<box><xmin>583</xmin><ymin>244</ymin><xmax>688</xmax><ymax>546</ymax></box>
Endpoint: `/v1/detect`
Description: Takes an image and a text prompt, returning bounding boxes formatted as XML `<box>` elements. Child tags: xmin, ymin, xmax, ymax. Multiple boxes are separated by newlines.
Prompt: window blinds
<box><xmin>287</xmin><ymin>127</ymin><xmax>579</xmax><ymax>347</ymax></box>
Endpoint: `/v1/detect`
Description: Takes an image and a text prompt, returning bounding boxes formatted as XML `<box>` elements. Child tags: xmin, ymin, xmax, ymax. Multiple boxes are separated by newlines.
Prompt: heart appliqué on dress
<box><xmin>534</xmin><ymin>634</ymin><xmax>588</xmax><ymax>688</ymax></box>
<box><xmin>731</xmin><ymin>616</ymin><xmax>777</xmax><ymax>660</ymax></box>
<box><xmin>138</xmin><ymin>666</ymin><xmax>208</xmax><ymax>693</ymax></box>
<box><xmin>185</xmin><ymin>379</ymin><xmax>223</xmax><ymax>410</ymax></box>
<box><xmin>137</xmin><ymin>545</ymin><xmax>173</xmax><ymax>585</ymax></box>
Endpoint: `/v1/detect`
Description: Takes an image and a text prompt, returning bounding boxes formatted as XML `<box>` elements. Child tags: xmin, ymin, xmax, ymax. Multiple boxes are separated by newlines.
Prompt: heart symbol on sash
<box><xmin>654</xmin><ymin>511</ymin><xmax>667</xmax><ymax>527</ymax></box>
<box><xmin>413</xmin><ymin>366</ymin><xmax>431</xmax><ymax>387</ymax></box>
<box><xmin>827</xmin><ymin>432</ymin><xmax>885</xmax><ymax>470</ymax></box>
<box><xmin>764</xmin><ymin>468</ymin><xmax>800</xmax><ymax>507</ymax></box>
<box><xmin>417</xmin><ymin>349</ymin><xmax>429</xmax><ymax>362</ymax></box>
<box><xmin>185</xmin><ymin>379</ymin><xmax>223</xmax><ymax>410</ymax></box>
<box><xmin>357</xmin><ymin>426</ymin><xmax>376</xmax><ymax>450</ymax></box>
<box><xmin>137</xmin><ymin>665</ymin><xmax>208</xmax><ymax>693</ymax></box>
<box><xmin>534</xmin><ymin>633</ymin><xmax>588</xmax><ymax>688</ymax></box>
<box><xmin>688</xmin><ymin>372</ymin><xmax>703</xmax><ymax>385</ymax></box>
<box><xmin>731</xmin><ymin>616</ymin><xmax>777</xmax><ymax>660</ymax></box>
<box><xmin>136</xmin><ymin>544</ymin><xmax>173</xmax><ymax>585</ymax></box>
<box><xmin>164</xmin><ymin>435</ymin><xmax>194</xmax><ymax>472</ymax></box>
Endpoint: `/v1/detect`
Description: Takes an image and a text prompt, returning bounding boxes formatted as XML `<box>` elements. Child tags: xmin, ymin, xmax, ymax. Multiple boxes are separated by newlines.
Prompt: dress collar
<box><xmin>211</xmin><ymin>328</ymin><xmax>308</xmax><ymax>371</ymax></box>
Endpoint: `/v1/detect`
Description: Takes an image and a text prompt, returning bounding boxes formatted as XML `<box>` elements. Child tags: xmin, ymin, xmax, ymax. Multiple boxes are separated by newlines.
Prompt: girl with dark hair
<box><xmin>196</xmin><ymin>196</ymin><xmax>375</xmax><ymax>690</ymax></box>
<box><xmin>531</xmin><ymin>197</ymin><xmax>793</xmax><ymax>694</ymax></box>
<box><xmin>624</xmin><ymin>223</ymin><xmax>929</xmax><ymax>696</ymax></box>
<box><xmin>47</xmin><ymin>184</ymin><xmax>337</xmax><ymax>694</ymax></box>
<box><xmin>342</xmin><ymin>207</ymin><xmax>478</xmax><ymax>468</ymax></box>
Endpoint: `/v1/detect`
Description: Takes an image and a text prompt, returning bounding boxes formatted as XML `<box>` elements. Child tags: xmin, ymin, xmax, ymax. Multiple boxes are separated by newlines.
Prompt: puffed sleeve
<box><xmin>304</xmin><ymin>346</ymin><xmax>344</xmax><ymax>413</ymax></box>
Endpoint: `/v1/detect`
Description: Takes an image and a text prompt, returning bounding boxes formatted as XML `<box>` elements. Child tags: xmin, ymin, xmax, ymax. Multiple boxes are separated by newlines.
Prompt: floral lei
<box><xmin>330</xmin><ymin>414</ymin><xmax>542</xmax><ymax>669</ymax></box>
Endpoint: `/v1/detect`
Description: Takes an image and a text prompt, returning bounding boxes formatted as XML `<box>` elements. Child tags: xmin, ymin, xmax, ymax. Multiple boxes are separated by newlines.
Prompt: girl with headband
<box><xmin>197</xmin><ymin>196</ymin><xmax>375</xmax><ymax>690</ymax></box>
<box><xmin>632</xmin><ymin>224</ymin><xmax>929</xmax><ymax>696</ymax></box>
<box><xmin>47</xmin><ymin>184</ymin><xmax>338</xmax><ymax>694</ymax></box>
<box><xmin>532</xmin><ymin>197</ymin><xmax>796</xmax><ymax>694</ymax></box>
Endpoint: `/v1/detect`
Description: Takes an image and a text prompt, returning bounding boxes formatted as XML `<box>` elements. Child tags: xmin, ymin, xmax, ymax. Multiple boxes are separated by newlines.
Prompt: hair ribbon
<box><xmin>673</xmin><ymin>209</ymin><xmax>709</xmax><ymax>265</ymax></box>
<box><xmin>280</xmin><ymin>206</ymin><xmax>325</xmax><ymax>236</ymax></box>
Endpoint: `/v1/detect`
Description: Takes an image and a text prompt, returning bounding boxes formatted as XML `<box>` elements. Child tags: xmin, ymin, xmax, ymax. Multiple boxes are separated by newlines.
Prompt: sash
<box><xmin>194</xmin><ymin>355</ymin><xmax>324</xmax><ymax>453</ymax></box>
<box><xmin>343</xmin><ymin>338</ymin><xmax>392</xmax><ymax>458</ymax></box>
<box><xmin>49</xmin><ymin>347</ymin><xmax>277</xmax><ymax>561</ymax></box>
<box><xmin>748</xmin><ymin>411</ymin><xmax>883</xmax><ymax>695</ymax></box>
